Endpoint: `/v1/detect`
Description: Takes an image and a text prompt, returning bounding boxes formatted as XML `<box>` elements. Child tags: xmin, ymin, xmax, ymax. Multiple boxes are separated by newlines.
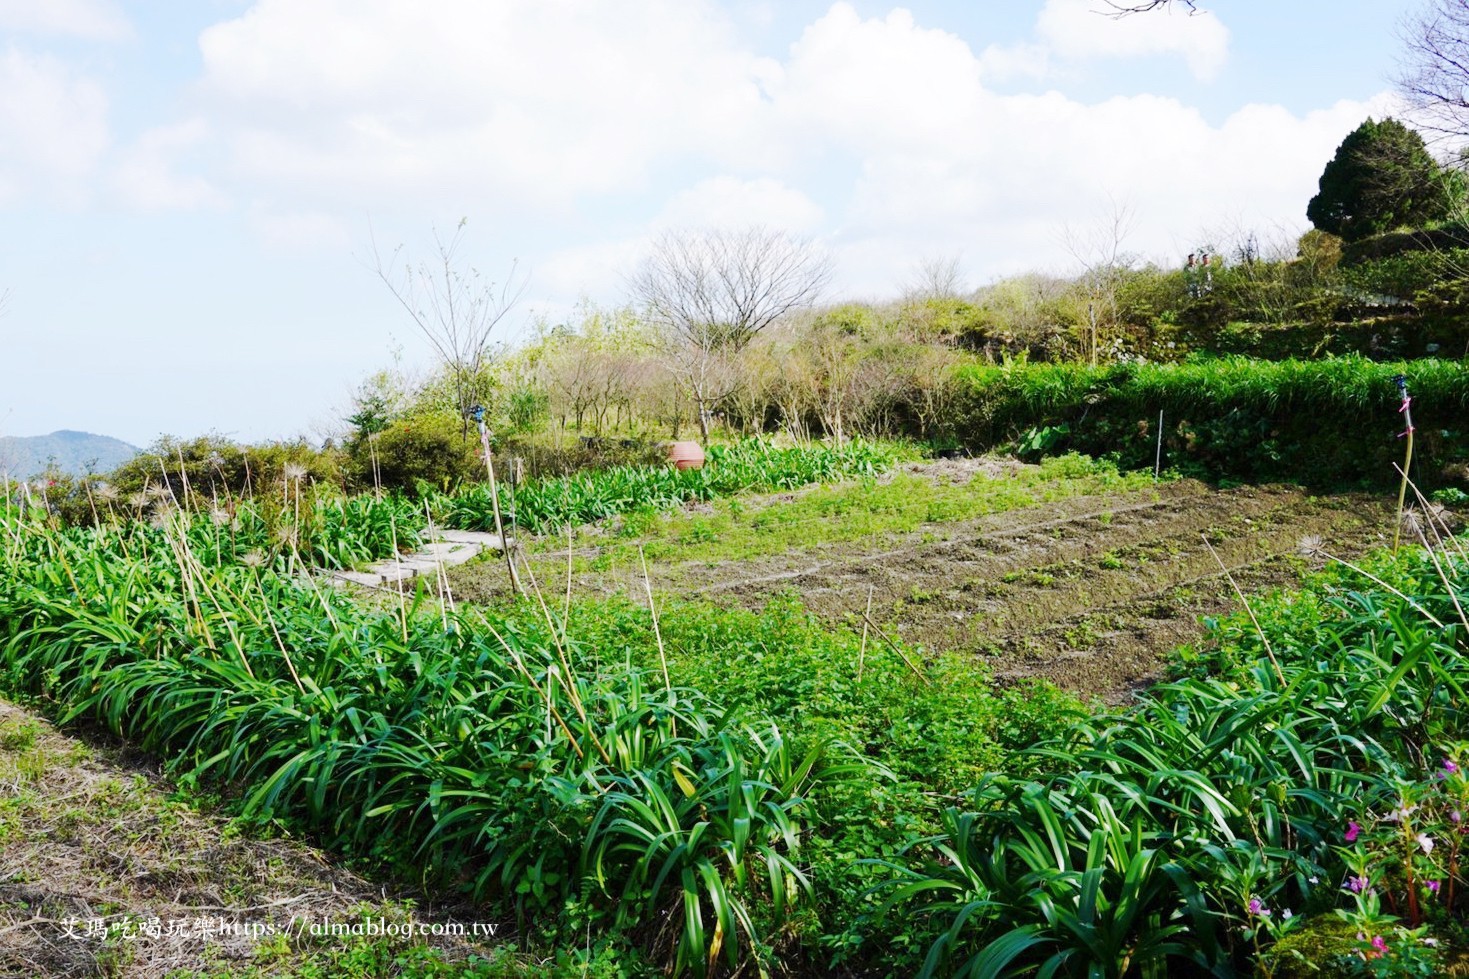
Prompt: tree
<box><xmin>369</xmin><ymin>219</ymin><xmax>526</xmax><ymax>437</ymax></box>
<box><xmin>1399</xmin><ymin>0</ymin><xmax>1469</xmax><ymax>141</ymax></box>
<box><xmin>631</xmin><ymin>226</ymin><xmax>832</xmax><ymax>441</ymax></box>
<box><xmin>1306</xmin><ymin>118</ymin><xmax>1452</xmax><ymax>242</ymax></box>
<box><xmin>1062</xmin><ymin>200</ymin><xmax>1137</xmax><ymax>365</ymax></box>
<box><xmin>902</xmin><ymin>254</ymin><xmax>967</xmax><ymax>302</ymax></box>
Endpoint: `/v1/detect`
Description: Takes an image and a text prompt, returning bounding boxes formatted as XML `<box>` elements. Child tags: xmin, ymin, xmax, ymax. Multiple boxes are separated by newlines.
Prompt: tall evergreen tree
<box><xmin>1306</xmin><ymin>117</ymin><xmax>1452</xmax><ymax>242</ymax></box>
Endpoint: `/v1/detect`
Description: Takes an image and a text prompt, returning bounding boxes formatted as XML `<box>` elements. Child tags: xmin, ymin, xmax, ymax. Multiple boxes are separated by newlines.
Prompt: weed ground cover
<box><xmin>455</xmin><ymin>454</ymin><xmax>1394</xmax><ymax>703</ymax></box>
<box><xmin>457</xmin><ymin>454</ymin><xmax>1157</xmax><ymax>596</ymax></box>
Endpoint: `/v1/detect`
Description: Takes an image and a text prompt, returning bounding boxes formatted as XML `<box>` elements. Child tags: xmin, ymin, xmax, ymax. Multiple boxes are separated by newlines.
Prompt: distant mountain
<box><xmin>0</xmin><ymin>430</ymin><xmax>140</xmax><ymax>479</ymax></box>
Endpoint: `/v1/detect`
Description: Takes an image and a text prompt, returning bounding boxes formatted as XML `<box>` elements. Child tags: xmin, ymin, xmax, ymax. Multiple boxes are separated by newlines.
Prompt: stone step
<box><xmin>325</xmin><ymin>530</ymin><xmax>511</xmax><ymax>590</ymax></box>
<box><xmin>437</xmin><ymin>530</ymin><xmax>511</xmax><ymax>551</ymax></box>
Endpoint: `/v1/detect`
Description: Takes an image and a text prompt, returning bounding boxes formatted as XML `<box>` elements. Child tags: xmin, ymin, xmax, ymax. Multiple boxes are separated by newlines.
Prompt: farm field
<box><xmin>2</xmin><ymin>438</ymin><xmax>1464</xmax><ymax>976</ymax></box>
<box><xmin>453</xmin><ymin>455</ymin><xmax>1395</xmax><ymax>701</ymax></box>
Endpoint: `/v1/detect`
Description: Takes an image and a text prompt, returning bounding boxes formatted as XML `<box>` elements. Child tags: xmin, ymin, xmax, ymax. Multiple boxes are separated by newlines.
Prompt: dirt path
<box><xmin>0</xmin><ymin>700</ymin><xmax>508</xmax><ymax>978</ymax></box>
<box><xmin>456</xmin><ymin>464</ymin><xmax>1395</xmax><ymax>702</ymax></box>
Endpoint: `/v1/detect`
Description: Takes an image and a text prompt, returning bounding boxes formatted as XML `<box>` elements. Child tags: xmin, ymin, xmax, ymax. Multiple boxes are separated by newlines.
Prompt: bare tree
<box><xmin>369</xmin><ymin>219</ymin><xmax>526</xmax><ymax>435</ymax></box>
<box><xmin>631</xmin><ymin>226</ymin><xmax>832</xmax><ymax>440</ymax></box>
<box><xmin>1062</xmin><ymin>200</ymin><xmax>1138</xmax><ymax>365</ymax></box>
<box><xmin>1399</xmin><ymin>0</ymin><xmax>1469</xmax><ymax>142</ymax></box>
<box><xmin>902</xmin><ymin>254</ymin><xmax>967</xmax><ymax>301</ymax></box>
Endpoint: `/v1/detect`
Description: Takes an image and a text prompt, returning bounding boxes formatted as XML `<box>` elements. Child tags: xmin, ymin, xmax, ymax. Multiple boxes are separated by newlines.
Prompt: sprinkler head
<box><xmin>1392</xmin><ymin>374</ymin><xmax>1409</xmax><ymax>394</ymax></box>
<box><xmin>469</xmin><ymin>404</ymin><xmax>485</xmax><ymax>424</ymax></box>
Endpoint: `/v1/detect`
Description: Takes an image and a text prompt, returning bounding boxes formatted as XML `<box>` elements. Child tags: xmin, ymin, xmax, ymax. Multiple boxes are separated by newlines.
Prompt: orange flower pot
<box><xmin>667</xmin><ymin>441</ymin><xmax>705</xmax><ymax>470</ymax></box>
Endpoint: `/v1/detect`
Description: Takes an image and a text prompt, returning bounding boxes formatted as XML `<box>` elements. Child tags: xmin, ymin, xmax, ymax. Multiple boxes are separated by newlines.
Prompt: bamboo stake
<box><xmin>474</xmin><ymin>406</ymin><xmax>523</xmax><ymax>597</ymax></box>
<box><xmin>639</xmin><ymin>546</ymin><xmax>673</xmax><ymax>698</ymax></box>
<box><xmin>1154</xmin><ymin>410</ymin><xmax>1164</xmax><ymax>479</ymax></box>
<box><xmin>1392</xmin><ymin>374</ymin><xmax>1416</xmax><ymax>554</ymax></box>
<box><xmin>857</xmin><ymin>610</ymin><xmax>930</xmax><ymax>685</ymax></box>
<box><xmin>1200</xmin><ymin>534</ymin><xmax>1286</xmax><ymax>688</ymax></box>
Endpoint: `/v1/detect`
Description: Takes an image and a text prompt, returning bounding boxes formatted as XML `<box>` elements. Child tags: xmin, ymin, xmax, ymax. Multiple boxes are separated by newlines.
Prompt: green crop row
<box><xmin>0</xmin><ymin>503</ymin><xmax>875</xmax><ymax>977</ymax></box>
<box><xmin>433</xmin><ymin>437</ymin><xmax>902</xmax><ymax>535</ymax></box>
<box><xmin>11</xmin><ymin>439</ymin><xmax>899</xmax><ymax>577</ymax></box>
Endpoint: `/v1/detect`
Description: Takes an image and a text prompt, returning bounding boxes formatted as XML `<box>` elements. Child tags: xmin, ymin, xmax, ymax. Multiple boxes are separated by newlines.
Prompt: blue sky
<box><xmin>0</xmin><ymin>0</ymin><xmax>1419</xmax><ymax>448</ymax></box>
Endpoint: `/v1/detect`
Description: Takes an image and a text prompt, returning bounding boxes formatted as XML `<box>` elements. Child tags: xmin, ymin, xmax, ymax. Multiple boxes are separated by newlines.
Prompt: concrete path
<box><xmin>327</xmin><ymin>529</ymin><xmax>509</xmax><ymax>589</ymax></box>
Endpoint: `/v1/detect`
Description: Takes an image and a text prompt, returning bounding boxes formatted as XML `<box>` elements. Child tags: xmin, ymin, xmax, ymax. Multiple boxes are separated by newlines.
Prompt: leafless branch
<box><xmin>1098</xmin><ymin>0</ymin><xmax>1199</xmax><ymax>18</ymax></box>
<box><xmin>1398</xmin><ymin>0</ymin><xmax>1469</xmax><ymax>142</ymax></box>
<box><xmin>366</xmin><ymin>219</ymin><xmax>527</xmax><ymax>425</ymax></box>
<box><xmin>903</xmin><ymin>254</ymin><xmax>967</xmax><ymax>302</ymax></box>
<box><xmin>631</xmin><ymin>226</ymin><xmax>832</xmax><ymax>353</ymax></box>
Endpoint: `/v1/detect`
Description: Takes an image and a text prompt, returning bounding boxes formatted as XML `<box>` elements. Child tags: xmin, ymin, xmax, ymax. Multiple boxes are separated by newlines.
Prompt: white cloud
<box><xmin>656</xmin><ymin>177</ymin><xmax>824</xmax><ymax>231</ymax></box>
<box><xmin>767</xmin><ymin>4</ymin><xmax>987</xmax><ymax>153</ymax></box>
<box><xmin>0</xmin><ymin>48</ymin><xmax>108</xmax><ymax>206</ymax></box>
<box><xmin>112</xmin><ymin>119</ymin><xmax>225</xmax><ymax>210</ymax></box>
<box><xmin>248</xmin><ymin>206</ymin><xmax>353</xmax><ymax>253</ymax></box>
<box><xmin>194</xmin><ymin>0</ymin><xmax>772</xmax><ymax>214</ymax></box>
<box><xmin>534</xmin><ymin>238</ymin><xmax>647</xmax><ymax>312</ymax></box>
<box><xmin>120</xmin><ymin>1</ymin><xmax>1388</xmax><ymax>300</ymax></box>
<box><xmin>1035</xmin><ymin>0</ymin><xmax>1230</xmax><ymax>80</ymax></box>
<box><xmin>0</xmin><ymin>0</ymin><xmax>132</xmax><ymax>41</ymax></box>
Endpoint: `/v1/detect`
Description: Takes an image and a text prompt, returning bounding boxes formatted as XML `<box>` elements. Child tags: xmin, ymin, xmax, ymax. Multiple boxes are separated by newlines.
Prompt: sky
<box><xmin>0</xmin><ymin>0</ymin><xmax>1421</xmax><ymax>447</ymax></box>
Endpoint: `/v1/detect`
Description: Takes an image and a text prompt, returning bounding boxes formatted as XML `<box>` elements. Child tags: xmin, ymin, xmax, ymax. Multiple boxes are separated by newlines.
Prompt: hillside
<box><xmin>0</xmin><ymin>430</ymin><xmax>139</xmax><ymax>478</ymax></box>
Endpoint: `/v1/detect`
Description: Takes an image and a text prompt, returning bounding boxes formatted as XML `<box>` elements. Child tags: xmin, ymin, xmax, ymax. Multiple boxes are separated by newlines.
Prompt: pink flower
<box><xmin>1446</xmin><ymin>759</ymin><xmax>1459</xmax><ymax>774</ymax></box>
<box><xmin>1345</xmin><ymin>820</ymin><xmax>1361</xmax><ymax>842</ymax></box>
<box><xmin>1348</xmin><ymin>875</ymin><xmax>1370</xmax><ymax>893</ymax></box>
<box><xmin>1428</xmin><ymin>880</ymin><xmax>1441</xmax><ymax>894</ymax></box>
<box><xmin>1372</xmin><ymin>935</ymin><xmax>1388</xmax><ymax>953</ymax></box>
<box><xmin>1247</xmin><ymin>898</ymin><xmax>1270</xmax><ymax>917</ymax></box>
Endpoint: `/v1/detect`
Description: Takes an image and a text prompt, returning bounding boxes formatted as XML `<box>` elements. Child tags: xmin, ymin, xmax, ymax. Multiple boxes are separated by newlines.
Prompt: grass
<box><xmin>515</xmin><ymin>453</ymin><xmax>1159</xmax><ymax>582</ymax></box>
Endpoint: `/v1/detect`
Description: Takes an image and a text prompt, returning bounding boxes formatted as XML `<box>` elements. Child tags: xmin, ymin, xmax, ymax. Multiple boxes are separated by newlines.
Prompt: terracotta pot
<box><xmin>667</xmin><ymin>440</ymin><xmax>705</xmax><ymax>471</ymax></box>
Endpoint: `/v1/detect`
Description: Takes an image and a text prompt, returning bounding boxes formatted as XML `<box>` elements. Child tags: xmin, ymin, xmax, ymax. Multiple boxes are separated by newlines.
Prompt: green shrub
<box><xmin>107</xmin><ymin>433</ymin><xmax>345</xmax><ymax>500</ymax></box>
<box><xmin>1341</xmin><ymin>248</ymin><xmax>1469</xmax><ymax>303</ymax></box>
<box><xmin>346</xmin><ymin>412</ymin><xmax>483</xmax><ymax>493</ymax></box>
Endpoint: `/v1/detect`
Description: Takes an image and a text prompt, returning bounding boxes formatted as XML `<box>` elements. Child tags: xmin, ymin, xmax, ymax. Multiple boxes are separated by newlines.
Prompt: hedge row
<box><xmin>953</xmin><ymin>356</ymin><xmax>1469</xmax><ymax>486</ymax></box>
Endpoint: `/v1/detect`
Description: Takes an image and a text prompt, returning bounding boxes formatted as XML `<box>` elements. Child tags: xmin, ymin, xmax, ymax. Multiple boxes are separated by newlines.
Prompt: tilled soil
<box><xmin>458</xmin><ymin>464</ymin><xmax>1396</xmax><ymax>703</ymax></box>
<box><xmin>695</xmin><ymin>479</ymin><xmax>1391</xmax><ymax>700</ymax></box>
